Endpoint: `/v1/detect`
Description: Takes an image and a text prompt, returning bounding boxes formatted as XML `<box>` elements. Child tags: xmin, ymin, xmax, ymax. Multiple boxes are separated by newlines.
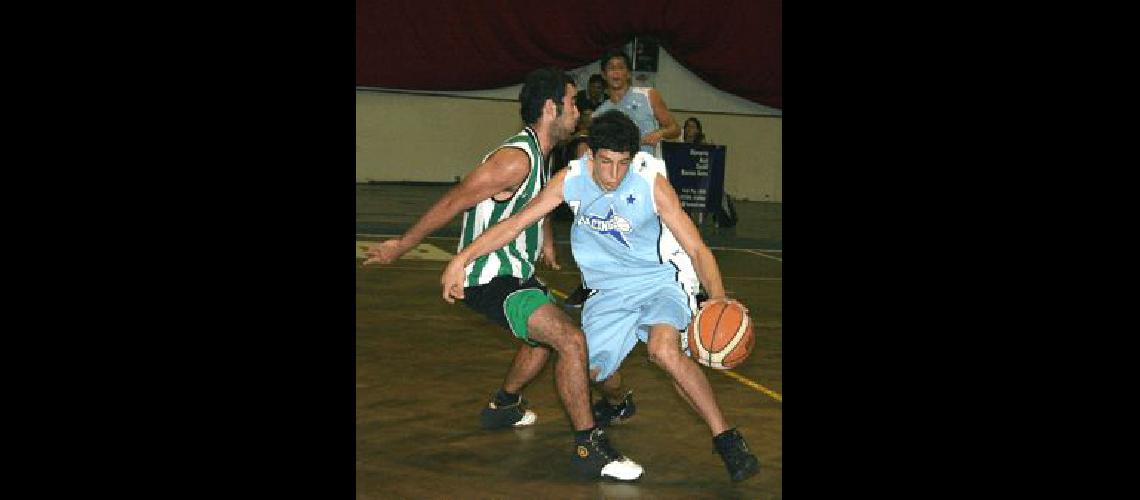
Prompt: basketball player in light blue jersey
<box><xmin>442</xmin><ymin>111</ymin><xmax>760</xmax><ymax>482</ymax></box>
<box><xmin>570</xmin><ymin>49</ymin><xmax>701</xmax><ymax>426</ymax></box>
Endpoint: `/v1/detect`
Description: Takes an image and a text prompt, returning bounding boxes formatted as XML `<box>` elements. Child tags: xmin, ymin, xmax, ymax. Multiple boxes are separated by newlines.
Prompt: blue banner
<box><xmin>661</xmin><ymin>142</ymin><xmax>726</xmax><ymax>212</ymax></box>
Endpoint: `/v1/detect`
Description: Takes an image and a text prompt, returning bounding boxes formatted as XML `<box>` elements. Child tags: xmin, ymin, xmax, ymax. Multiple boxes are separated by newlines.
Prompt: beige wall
<box><xmin>356</xmin><ymin>91</ymin><xmax>522</xmax><ymax>183</ymax></box>
<box><xmin>356</xmin><ymin>90</ymin><xmax>782</xmax><ymax>202</ymax></box>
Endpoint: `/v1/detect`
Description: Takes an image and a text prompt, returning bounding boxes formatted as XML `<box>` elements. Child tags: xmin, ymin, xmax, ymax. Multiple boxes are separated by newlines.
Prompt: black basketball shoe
<box><xmin>592</xmin><ymin>391</ymin><xmax>636</xmax><ymax>428</ymax></box>
<box><xmin>713</xmin><ymin>428</ymin><xmax>760</xmax><ymax>481</ymax></box>
<box><xmin>572</xmin><ymin>428</ymin><xmax>643</xmax><ymax>481</ymax></box>
<box><xmin>479</xmin><ymin>395</ymin><xmax>537</xmax><ymax>430</ymax></box>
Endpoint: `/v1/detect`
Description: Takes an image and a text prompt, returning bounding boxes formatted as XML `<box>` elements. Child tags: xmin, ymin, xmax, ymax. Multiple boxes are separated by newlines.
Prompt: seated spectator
<box><xmin>682</xmin><ymin>117</ymin><xmax>708</xmax><ymax>145</ymax></box>
<box><xmin>682</xmin><ymin>118</ymin><xmax>737</xmax><ymax>228</ymax></box>
<box><xmin>575</xmin><ymin>74</ymin><xmax>608</xmax><ymax>114</ymax></box>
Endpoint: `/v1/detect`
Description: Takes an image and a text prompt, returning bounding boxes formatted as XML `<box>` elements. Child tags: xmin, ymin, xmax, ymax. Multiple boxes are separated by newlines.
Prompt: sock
<box><xmin>574</xmin><ymin>427</ymin><xmax>597</xmax><ymax>443</ymax></box>
<box><xmin>713</xmin><ymin>428</ymin><xmax>740</xmax><ymax>446</ymax></box>
<box><xmin>606</xmin><ymin>390</ymin><xmax>630</xmax><ymax>407</ymax></box>
<box><xmin>494</xmin><ymin>388</ymin><xmax>520</xmax><ymax>406</ymax></box>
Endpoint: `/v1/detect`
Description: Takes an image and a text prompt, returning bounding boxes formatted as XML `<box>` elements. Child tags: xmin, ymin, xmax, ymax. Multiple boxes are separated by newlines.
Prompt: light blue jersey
<box><xmin>563</xmin><ymin>151</ymin><xmax>680</xmax><ymax>290</ymax></box>
<box><xmin>594</xmin><ymin>87</ymin><xmax>659</xmax><ymax>157</ymax></box>
<box><xmin>564</xmin><ymin>151</ymin><xmax>698</xmax><ymax>381</ymax></box>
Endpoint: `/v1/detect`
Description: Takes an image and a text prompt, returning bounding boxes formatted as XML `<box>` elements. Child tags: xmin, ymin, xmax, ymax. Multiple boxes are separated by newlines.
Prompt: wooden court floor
<box><xmin>356</xmin><ymin>232</ymin><xmax>782</xmax><ymax>499</ymax></box>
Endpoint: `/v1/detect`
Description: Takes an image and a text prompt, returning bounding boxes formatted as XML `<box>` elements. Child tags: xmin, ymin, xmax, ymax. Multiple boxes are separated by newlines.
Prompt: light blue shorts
<box><xmin>582</xmin><ymin>281</ymin><xmax>695</xmax><ymax>382</ymax></box>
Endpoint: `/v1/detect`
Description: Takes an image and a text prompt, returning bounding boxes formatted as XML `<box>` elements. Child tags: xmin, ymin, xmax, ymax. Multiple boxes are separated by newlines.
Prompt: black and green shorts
<box><xmin>461</xmin><ymin>275</ymin><xmax>552</xmax><ymax>346</ymax></box>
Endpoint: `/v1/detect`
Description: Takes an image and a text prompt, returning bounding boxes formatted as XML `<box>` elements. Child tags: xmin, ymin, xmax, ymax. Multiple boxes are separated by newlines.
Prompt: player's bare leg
<box><xmin>480</xmin><ymin>343</ymin><xmax>551</xmax><ymax>430</ymax></box>
<box><xmin>646</xmin><ymin>324</ymin><xmax>729</xmax><ymax>436</ymax></box>
<box><xmin>595</xmin><ymin>369</ymin><xmax>625</xmax><ymax>404</ymax></box>
<box><xmin>528</xmin><ymin>303</ymin><xmax>643</xmax><ymax>481</ymax></box>
<box><xmin>502</xmin><ymin>343</ymin><xmax>550</xmax><ymax>394</ymax></box>
<box><xmin>647</xmin><ymin>323</ymin><xmax>758</xmax><ymax>481</ymax></box>
<box><xmin>525</xmin><ymin>303</ymin><xmax>593</xmax><ymax>430</ymax></box>
<box><xmin>591</xmin><ymin>369</ymin><xmax>637</xmax><ymax>427</ymax></box>
<box><xmin>671</xmin><ymin>378</ymin><xmax>697</xmax><ymax>412</ymax></box>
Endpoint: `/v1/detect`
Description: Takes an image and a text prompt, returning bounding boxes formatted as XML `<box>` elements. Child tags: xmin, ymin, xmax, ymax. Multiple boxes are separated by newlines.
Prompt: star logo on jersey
<box><xmin>578</xmin><ymin>207</ymin><xmax>632</xmax><ymax>248</ymax></box>
<box><xmin>626</xmin><ymin>194</ymin><xmax>636</xmax><ymax>204</ymax></box>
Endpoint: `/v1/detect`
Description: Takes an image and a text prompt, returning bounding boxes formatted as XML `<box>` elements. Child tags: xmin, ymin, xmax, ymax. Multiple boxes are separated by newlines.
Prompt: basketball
<box><xmin>688</xmin><ymin>300</ymin><xmax>754</xmax><ymax>370</ymax></box>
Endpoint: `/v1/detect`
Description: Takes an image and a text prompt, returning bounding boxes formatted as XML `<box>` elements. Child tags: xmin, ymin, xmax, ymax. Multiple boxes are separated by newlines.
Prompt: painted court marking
<box><xmin>357</xmin><ymin>242</ymin><xmax>452</xmax><ymax>261</ymax></box>
<box><xmin>743</xmin><ymin>249</ymin><xmax>782</xmax><ymax>262</ymax></box>
<box><xmin>719</xmin><ymin>370</ymin><xmax>782</xmax><ymax>402</ymax></box>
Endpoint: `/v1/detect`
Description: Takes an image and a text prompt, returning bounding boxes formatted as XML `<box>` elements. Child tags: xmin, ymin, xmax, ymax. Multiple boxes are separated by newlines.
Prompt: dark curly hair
<box><xmin>518</xmin><ymin>67</ymin><xmax>574</xmax><ymax>126</ymax></box>
<box><xmin>587</xmin><ymin>110</ymin><xmax>639</xmax><ymax>156</ymax></box>
<box><xmin>599</xmin><ymin>48</ymin><xmax>632</xmax><ymax>72</ymax></box>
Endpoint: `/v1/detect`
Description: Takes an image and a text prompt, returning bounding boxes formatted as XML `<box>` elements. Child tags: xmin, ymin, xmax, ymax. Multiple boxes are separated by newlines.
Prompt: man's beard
<box><xmin>551</xmin><ymin>116</ymin><xmax>572</xmax><ymax>142</ymax></box>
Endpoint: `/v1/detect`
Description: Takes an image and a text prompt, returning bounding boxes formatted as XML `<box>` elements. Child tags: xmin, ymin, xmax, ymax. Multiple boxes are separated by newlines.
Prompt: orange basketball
<box><xmin>688</xmin><ymin>300</ymin><xmax>755</xmax><ymax>370</ymax></box>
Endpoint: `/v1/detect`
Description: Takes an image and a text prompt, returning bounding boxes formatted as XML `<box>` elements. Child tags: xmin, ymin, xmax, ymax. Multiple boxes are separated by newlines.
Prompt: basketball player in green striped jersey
<box><xmin>362</xmin><ymin>68</ymin><xmax>642</xmax><ymax>481</ymax></box>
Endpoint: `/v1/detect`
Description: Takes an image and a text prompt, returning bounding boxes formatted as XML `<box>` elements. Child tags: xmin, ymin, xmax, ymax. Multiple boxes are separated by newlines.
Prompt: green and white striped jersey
<box><xmin>458</xmin><ymin>126</ymin><xmax>549</xmax><ymax>287</ymax></box>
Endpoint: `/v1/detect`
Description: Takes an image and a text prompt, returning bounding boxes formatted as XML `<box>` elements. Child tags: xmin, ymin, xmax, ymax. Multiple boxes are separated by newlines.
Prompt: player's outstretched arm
<box><xmin>441</xmin><ymin>170</ymin><xmax>569</xmax><ymax>303</ymax></box>
<box><xmin>362</xmin><ymin>148</ymin><xmax>530</xmax><ymax>266</ymax></box>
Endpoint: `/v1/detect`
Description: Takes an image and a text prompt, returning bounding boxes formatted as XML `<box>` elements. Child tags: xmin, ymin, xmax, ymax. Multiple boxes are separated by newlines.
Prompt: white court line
<box><xmin>711</xmin><ymin>246</ymin><xmax>781</xmax><ymax>253</ymax></box>
<box><xmin>743</xmin><ymin>249</ymin><xmax>783</xmax><ymax>262</ymax></box>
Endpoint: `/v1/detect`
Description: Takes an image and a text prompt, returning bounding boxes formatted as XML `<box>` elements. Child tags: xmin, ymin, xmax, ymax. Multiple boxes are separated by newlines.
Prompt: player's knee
<box><xmin>555</xmin><ymin>334</ymin><xmax>587</xmax><ymax>358</ymax></box>
<box><xmin>557</xmin><ymin>327</ymin><xmax>587</xmax><ymax>356</ymax></box>
<box><xmin>533</xmin><ymin>316</ymin><xmax>586</xmax><ymax>355</ymax></box>
<box><xmin>647</xmin><ymin>341</ymin><xmax>683</xmax><ymax>368</ymax></box>
<box><xmin>520</xmin><ymin>342</ymin><xmax>552</xmax><ymax>361</ymax></box>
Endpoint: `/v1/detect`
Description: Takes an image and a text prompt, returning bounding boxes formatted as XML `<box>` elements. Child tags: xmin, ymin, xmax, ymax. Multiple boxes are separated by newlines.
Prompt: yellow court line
<box><xmin>548</xmin><ymin>285</ymin><xmax>781</xmax><ymax>403</ymax></box>
<box><xmin>719</xmin><ymin>370</ymin><xmax>783</xmax><ymax>402</ymax></box>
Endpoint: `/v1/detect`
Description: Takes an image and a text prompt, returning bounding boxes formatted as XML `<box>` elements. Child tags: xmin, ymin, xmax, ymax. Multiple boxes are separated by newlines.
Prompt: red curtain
<box><xmin>357</xmin><ymin>0</ymin><xmax>781</xmax><ymax>109</ymax></box>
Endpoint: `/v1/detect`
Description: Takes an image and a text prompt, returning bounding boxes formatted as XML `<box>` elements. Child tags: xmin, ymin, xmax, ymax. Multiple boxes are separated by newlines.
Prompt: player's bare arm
<box><xmin>540</xmin><ymin>215</ymin><xmax>560</xmax><ymax>270</ymax></box>
<box><xmin>441</xmin><ymin>169</ymin><xmax>569</xmax><ymax>302</ymax></box>
<box><xmin>362</xmin><ymin>148</ymin><xmax>531</xmax><ymax>266</ymax></box>
<box><xmin>653</xmin><ymin>175</ymin><xmax>728</xmax><ymax>300</ymax></box>
<box><xmin>645</xmin><ymin>89</ymin><xmax>681</xmax><ymax>145</ymax></box>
